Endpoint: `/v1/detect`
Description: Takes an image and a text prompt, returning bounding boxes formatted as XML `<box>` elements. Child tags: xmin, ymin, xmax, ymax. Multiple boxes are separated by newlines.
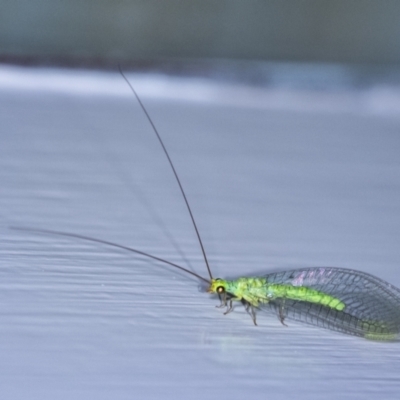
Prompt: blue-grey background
<box><xmin>1</xmin><ymin>0</ymin><xmax>400</xmax><ymax>63</ymax></box>
<box><xmin>1</xmin><ymin>64</ymin><xmax>400</xmax><ymax>399</ymax></box>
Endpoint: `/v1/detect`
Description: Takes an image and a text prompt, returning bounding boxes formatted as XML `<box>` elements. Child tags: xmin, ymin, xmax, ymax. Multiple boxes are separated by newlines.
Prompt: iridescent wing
<box><xmin>261</xmin><ymin>267</ymin><xmax>400</xmax><ymax>340</ymax></box>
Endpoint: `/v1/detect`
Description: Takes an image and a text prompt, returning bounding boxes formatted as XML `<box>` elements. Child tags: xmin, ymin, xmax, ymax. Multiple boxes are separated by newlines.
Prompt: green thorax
<box><xmin>208</xmin><ymin>277</ymin><xmax>345</xmax><ymax>311</ymax></box>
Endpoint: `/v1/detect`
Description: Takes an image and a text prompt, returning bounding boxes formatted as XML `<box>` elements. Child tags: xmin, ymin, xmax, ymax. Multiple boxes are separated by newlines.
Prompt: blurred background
<box><xmin>1</xmin><ymin>0</ymin><xmax>400</xmax><ymax>67</ymax></box>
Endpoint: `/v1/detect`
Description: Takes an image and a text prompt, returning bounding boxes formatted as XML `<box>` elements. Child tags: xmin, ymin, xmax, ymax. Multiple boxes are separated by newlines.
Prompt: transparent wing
<box><xmin>261</xmin><ymin>267</ymin><xmax>400</xmax><ymax>340</ymax></box>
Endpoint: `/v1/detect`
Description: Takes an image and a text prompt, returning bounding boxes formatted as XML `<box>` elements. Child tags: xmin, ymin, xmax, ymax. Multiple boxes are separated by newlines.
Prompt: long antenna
<box><xmin>10</xmin><ymin>227</ymin><xmax>210</xmax><ymax>284</ymax></box>
<box><xmin>118</xmin><ymin>66</ymin><xmax>213</xmax><ymax>280</ymax></box>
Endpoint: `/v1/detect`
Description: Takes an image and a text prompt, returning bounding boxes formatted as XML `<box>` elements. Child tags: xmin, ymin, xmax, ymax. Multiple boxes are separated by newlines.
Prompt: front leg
<box><xmin>223</xmin><ymin>299</ymin><xmax>234</xmax><ymax>315</ymax></box>
<box><xmin>215</xmin><ymin>292</ymin><xmax>227</xmax><ymax>309</ymax></box>
<box><xmin>216</xmin><ymin>293</ymin><xmax>239</xmax><ymax>315</ymax></box>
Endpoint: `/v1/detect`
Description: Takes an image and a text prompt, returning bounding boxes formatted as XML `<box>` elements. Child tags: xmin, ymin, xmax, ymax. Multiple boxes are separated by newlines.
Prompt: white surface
<box><xmin>1</xmin><ymin>65</ymin><xmax>400</xmax><ymax>399</ymax></box>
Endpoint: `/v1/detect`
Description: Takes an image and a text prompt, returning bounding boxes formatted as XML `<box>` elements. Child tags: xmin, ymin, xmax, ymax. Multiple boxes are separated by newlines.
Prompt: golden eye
<box><xmin>217</xmin><ymin>286</ymin><xmax>225</xmax><ymax>294</ymax></box>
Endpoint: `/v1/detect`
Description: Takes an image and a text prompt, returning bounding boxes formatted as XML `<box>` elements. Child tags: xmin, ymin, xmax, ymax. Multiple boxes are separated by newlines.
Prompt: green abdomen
<box><xmin>267</xmin><ymin>284</ymin><xmax>345</xmax><ymax>311</ymax></box>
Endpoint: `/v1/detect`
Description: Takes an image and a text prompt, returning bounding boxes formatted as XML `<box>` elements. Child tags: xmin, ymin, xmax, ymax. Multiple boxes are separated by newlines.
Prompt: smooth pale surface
<box><xmin>1</xmin><ymin>65</ymin><xmax>400</xmax><ymax>400</ymax></box>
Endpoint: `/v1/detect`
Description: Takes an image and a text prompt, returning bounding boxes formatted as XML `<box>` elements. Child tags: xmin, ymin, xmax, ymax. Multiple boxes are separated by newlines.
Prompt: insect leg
<box><xmin>278</xmin><ymin>298</ymin><xmax>288</xmax><ymax>327</ymax></box>
<box><xmin>223</xmin><ymin>300</ymin><xmax>234</xmax><ymax>315</ymax></box>
<box><xmin>250</xmin><ymin>306</ymin><xmax>258</xmax><ymax>326</ymax></box>
<box><xmin>216</xmin><ymin>292</ymin><xmax>227</xmax><ymax>308</ymax></box>
<box><xmin>242</xmin><ymin>300</ymin><xmax>258</xmax><ymax>326</ymax></box>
